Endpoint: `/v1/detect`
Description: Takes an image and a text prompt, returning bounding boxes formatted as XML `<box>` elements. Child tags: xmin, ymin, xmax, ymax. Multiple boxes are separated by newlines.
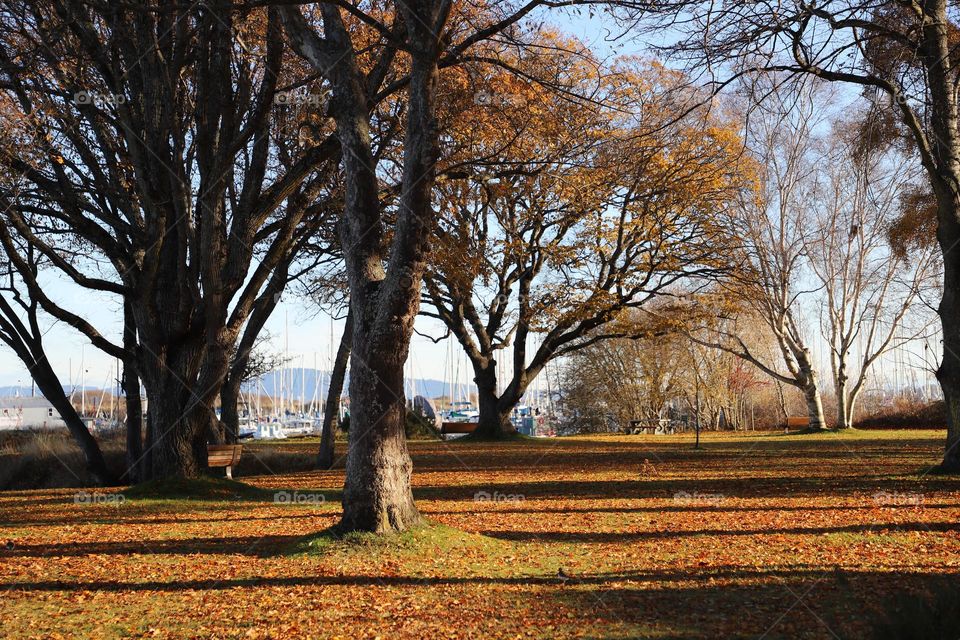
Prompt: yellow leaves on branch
<box><xmin>430</xmin><ymin>42</ymin><xmax>756</xmax><ymax>332</ymax></box>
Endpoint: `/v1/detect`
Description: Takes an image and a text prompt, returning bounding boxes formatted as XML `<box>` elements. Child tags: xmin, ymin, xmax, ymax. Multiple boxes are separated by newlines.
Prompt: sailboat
<box><xmin>439</xmin><ymin>340</ymin><xmax>479</xmax><ymax>422</ymax></box>
<box><xmin>445</xmin><ymin>401</ymin><xmax>479</xmax><ymax>422</ymax></box>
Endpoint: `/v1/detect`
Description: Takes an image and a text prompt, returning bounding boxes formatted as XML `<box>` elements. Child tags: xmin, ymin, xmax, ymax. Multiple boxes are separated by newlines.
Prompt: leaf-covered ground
<box><xmin>2</xmin><ymin>430</ymin><xmax>959</xmax><ymax>639</ymax></box>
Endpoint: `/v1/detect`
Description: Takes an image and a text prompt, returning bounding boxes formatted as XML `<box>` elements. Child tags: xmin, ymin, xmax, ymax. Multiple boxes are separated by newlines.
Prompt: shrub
<box><xmin>338</xmin><ymin>411</ymin><xmax>440</xmax><ymax>440</ymax></box>
<box><xmin>856</xmin><ymin>399</ymin><xmax>945</xmax><ymax>430</ymax></box>
<box><xmin>405</xmin><ymin>411</ymin><xmax>441</xmax><ymax>440</ymax></box>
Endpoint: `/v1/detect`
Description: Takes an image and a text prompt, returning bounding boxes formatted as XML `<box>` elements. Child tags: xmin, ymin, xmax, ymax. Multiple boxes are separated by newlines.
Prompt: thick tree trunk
<box><xmin>835</xmin><ymin>398</ymin><xmax>850</xmax><ymax>430</ymax></box>
<box><xmin>122</xmin><ymin>363</ymin><xmax>143</xmax><ymax>483</ymax></box>
<box><xmin>937</xmin><ymin>206</ymin><xmax>960</xmax><ymax>471</ymax></box>
<box><xmin>336</xmin><ymin>54</ymin><xmax>436</xmax><ymax>533</ymax></box>
<box><xmin>281</xmin><ymin>5</ymin><xmax>443</xmax><ymax>532</ymax></box>
<box><xmin>475</xmin><ymin>396</ymin><xmax>513</xmax><ymax>438</ymax></box>
<box><xmin>833</xmin><ymin>358</ymin><xmax>853</xmax><ymax>429</ymax></box>
<box><xmin>803</xmin><ymin>380</ymin><xmax>826</xmax><ymax>431</ymax></box>
<box><xmin>138</xmin><ymin>346</ymin><xmax>210</xmax><ymax>480</ymax></box>
<box><xmin>318</xmin><ymin>311</ymin><xmax>352</xmax><ymax>470</ymax></box>
<box><xmin>145</xmin><ymin>391</ymin><xmax>207</xmax><ymax>480</ymax></box>
<box><xmin>34</xmin><ymin>360</ymin><xmax>113</xmax><ymax>485</ymax></box>
<box><xmin>915</xmin><ymin>0</ymin><xmax>960</xmax><ymax>472</ymax></box>
<box><xmin>219</xmin><ymin>374</ymin><xmax>242</xmax><ymax>445</ymax></box>
<box><xmin>133</xmin><ymin>293</ymin><xmax>235</xmax><ymax>478</ymax></box>
<box><xmin>472</xmin><ymin>364</ymin><xmax>514</xmax><ymax>439</ymax></box>
<box><xmin>339</xmin><ymin>324</ymin><xmax>420</xmax><ymax>532</ymax></box>
<box><xmin>835</xmin><ymin>373</ymin><xmax>851</xmax><ymax>430</ymax></box>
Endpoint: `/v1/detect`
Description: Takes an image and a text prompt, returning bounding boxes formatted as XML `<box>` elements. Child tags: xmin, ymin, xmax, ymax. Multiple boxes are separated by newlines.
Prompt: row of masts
<box><xmin>51</xmin><ymin>315</ymin><xmax>942</xmax><ymax>424</ymax></box>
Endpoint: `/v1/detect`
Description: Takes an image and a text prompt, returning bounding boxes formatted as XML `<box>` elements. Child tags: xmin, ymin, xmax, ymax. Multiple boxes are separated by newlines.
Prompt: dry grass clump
<box><xmin>0</xmin><ymin>429</ymin><xmax>125</xmax><ymax>489</ymax></box>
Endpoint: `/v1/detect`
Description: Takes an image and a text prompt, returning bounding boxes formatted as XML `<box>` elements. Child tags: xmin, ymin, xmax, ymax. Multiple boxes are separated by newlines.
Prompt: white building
<box><xmin>0</xmin><ymin>397</ymin><xmax>66</xmax><ymax>430</ymax></box>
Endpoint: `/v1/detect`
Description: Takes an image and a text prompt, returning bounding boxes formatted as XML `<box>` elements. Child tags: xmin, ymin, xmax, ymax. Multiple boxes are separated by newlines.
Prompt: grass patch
<box><xmin>235</xmin><ymin>446</ymin><xmax>317</xmax><ymax>475</ymax></box>
<box><xmin>293</xmin><ymin>521</ymin><xmax>502</xmax><ymax>558</ymax></box>
<box><xmin>824</xmin><ymin>531</ymin><xmax>905</xmax><ymax>545</ymax></box>
<box><xmin>124</xmin><ymin>475</ymin><xmax>274</xmax><ymax>502</ymax></box>
<box><xmin>784</xmin><ymin>426</ymin><xmax>853</xmax><ymax>436</ymax></box>
<box><xmin>290</xmin><ymin>521</ymin><xmax>526</xmax><ymax>581</ymax></box>
<box><xmin>456</xmin><ymin>430</ymin><xmax>537</xmax><ymax>443</ymax></box>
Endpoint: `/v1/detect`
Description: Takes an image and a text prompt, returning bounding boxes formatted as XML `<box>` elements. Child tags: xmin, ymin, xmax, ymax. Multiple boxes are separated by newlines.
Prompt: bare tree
<box><xmin>561</xmin><ymin>330</ymin><xmax>671</xmax><ymax>432</ymax></box>
<box><xmin>806</xmin><ymin>124</ymin><xmax>937</xmax><ymax>428</ymax></box>
<box><xmin>646</xmin><ymin>0</ymin><xmax>960</xmax><ymax>468</ymax></box>
<box><xmin>687</xmin><ymin>81</ymin><xmax>828</xmax><ymax>429</ymax></box>
<box><xmin>560</xmin><ymin>315</ymin><xmax>771</xmax><ymax>436</ymax></box>
<box><xmin>683</xmin><ymin>338</ymin><xmax>753</xmax><ymax>434</ymax></box>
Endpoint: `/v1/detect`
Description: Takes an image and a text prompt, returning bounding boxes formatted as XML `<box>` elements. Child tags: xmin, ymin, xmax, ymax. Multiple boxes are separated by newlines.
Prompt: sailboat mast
<box><xmin>311</xmin><ymin>351</ymin><xmax>318</xmax><ymax>415</ymax></box>
<box><xmin>80</xmin><ymin>346</ymin><xmax>85</xmax><ymax>418</ymax></box>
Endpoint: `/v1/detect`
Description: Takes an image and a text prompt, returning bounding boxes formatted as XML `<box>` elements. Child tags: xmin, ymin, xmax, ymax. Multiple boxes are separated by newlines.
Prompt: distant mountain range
<box><xmin>0</xmin><ymin>385</ymin><xmax>95</xmax><ymax>398</ymax></box>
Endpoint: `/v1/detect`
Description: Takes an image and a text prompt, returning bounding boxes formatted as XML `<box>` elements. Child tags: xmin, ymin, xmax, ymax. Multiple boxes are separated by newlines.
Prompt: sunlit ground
<box><xmin>1</xmin><ymin>430</ymin><xmax>958</xmax><ymax>639</ymax></box>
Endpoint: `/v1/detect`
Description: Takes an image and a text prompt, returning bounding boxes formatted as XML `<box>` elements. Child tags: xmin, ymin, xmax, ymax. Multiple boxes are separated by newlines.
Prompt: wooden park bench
<box><xmin>207</xmin><ymin>444</ymin><xmax>243</xmax><ymax>479</ymax></box>
<box><xmin>441</xmin><ymin>421</ymin><xmax>478</xmax><ymax>435</ymax></box>
<box><xmin>785</xmin><ymin>416</ymin><xmax>810</xmax><ymax>431</ymax></box>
